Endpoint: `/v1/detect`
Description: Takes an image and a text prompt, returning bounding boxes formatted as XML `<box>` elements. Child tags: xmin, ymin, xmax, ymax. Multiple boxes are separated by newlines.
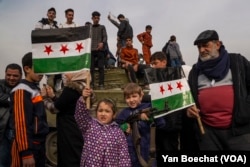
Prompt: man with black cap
<box><xmin>35</xmin><ymin>7</ymin><xmax>58</xmax><ymax>29</ymax></box>
<box><xmin>185</xmin><ymin>30</ymin><xmax>250</xmax><ymax>150</ymax></box>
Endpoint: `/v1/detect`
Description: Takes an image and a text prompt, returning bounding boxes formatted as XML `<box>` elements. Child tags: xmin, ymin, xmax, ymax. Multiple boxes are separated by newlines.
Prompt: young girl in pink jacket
<box><xmin>74</xmin><ymin>87</ymin><xmax>131</xmax><ymax>167</ymax></box>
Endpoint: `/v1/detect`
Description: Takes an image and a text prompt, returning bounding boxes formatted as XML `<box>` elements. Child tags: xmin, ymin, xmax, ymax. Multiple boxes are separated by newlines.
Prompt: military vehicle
<box><xmin>45</xmin><ymin>67</ymin><xmax>148</xmax><ymax>166</ymax></box>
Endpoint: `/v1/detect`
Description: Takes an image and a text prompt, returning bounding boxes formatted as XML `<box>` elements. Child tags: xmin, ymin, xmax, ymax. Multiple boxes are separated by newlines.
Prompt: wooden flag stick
<box><xmin>192</xmin><ymin>105</ymin><xmax>205</xmax><ymax>135</ymax></box>
<box><xmin>197</xmin><ymin>116</ymin><xmax>205</xmax><ymax>135</ymax></box>
<box><xmin>86</xmin><ymin>71</ymin><xmax>91</xmax><ymax>109</ymax></box>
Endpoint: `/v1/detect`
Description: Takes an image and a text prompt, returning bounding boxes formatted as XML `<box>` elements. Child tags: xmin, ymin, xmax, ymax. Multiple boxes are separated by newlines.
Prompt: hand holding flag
<box><xmin>187</xmin><ymin>105</ymin><xmax>205</xmax><ymax>135</ymax></box>
<box><xmin>187</xmin><ymin>105</ymin><xmax>200</xmax><ymax>118</ymax></box>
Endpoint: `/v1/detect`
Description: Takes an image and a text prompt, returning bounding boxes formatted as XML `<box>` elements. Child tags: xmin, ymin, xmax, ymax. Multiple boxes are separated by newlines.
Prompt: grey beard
<box><xmin>199</xmin><ymin>53</ymin><xmax>219</xmax><ymax>62</ymax></box>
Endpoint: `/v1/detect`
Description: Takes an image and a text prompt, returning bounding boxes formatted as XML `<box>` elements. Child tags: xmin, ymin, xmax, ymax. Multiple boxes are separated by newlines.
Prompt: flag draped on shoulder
<box><xmin>31</xmin><ymin>26</ymin><xmax>91</xmax><ymax>74</ymax></box>
<box><xmin>149</xmin><ymin>78</ymin><xmax>195</xmax><ymax>118</ymax></box>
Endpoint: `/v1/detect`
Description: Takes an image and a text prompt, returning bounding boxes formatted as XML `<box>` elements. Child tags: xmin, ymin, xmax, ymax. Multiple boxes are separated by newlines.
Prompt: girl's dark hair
<box><xmin>95</xmin><ymin>98</ymin><xmax>117</xmax><ymax>114</ymax></box>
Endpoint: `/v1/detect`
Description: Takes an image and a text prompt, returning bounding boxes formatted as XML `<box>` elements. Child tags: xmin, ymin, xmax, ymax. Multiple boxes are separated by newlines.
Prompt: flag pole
<box><xmin>197</xmin><ymin>116</ymin><xmax>205</xmax><ymax>135</ymax></box>
<box><xmin>86</xmin><ymin>71</ymin><xmax>91</xmax><ymax>109</ymax></box>
<box><xmin>191</xmin><ymin>105</ymin><xmax>205</xmax><ymax>135</ymax></box>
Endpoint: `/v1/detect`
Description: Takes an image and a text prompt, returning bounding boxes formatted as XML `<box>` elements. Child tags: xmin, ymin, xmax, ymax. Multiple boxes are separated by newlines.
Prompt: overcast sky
<box><xmin>1</xmin><ymin>0</ymin><xmax>250</xmax><ymax>78</ymax></box>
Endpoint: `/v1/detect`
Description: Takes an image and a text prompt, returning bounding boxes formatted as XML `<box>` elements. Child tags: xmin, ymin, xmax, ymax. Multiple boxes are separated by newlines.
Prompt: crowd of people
<box><xmin>34</xmin><ymin>7</ymin><xmax>185</xmax><ymax>88</ymax></box>
<box><xmin>1</xmin><ymin>6</ymin><xmax>250</xmax><ymax>167</ymax></box>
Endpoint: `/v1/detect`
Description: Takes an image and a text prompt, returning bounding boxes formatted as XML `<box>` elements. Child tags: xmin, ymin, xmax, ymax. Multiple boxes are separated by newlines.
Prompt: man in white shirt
<box><xmin>59</xmin><ymin>8</ymin><xmax>77</xmax><ymax>28</ymax></box>
<box><xmin>49</xmin><ymin>8</ymin><xmax>78</xmax><ymax>91</ymax></box>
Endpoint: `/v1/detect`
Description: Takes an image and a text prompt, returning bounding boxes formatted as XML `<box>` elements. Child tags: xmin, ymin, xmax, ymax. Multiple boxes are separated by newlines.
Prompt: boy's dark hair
<box><xmin>48</xmin><ymin>7</ymin><xmax>56</xmax><ymax>13</ymax></box>
<box><xmin>146</xmin><ymin>25</ymin><xmax>152</xmax><ymax>30</ymax></box>
<box><xmin>125</xmin><ymin>36</ymin><xmax>133</xmax><ymax>41</ymax></box>
<box><xmin>92</xmin><ymin>11</ymin><xmax>100</xmax><ymax>17</ymax></box>
<box><xmin>117</xmin><ymin>14</ymin><xmax>125</xmax><ymax>19</ymax></box>
<box><xmin>170</xmin><ymin>35</ymin><xmax>176</xmax><ymax>41</ymax></box>
<box><xmin>85</xmin><ymin>21</ymin><xmax>92</xmax><ymax>26</ymax></box>
<box><xmin>22</xmin><ymin>52</ymin><xmax>32</xmax><ymax>75</ymax></box>
<box><xmin>5</xmin><ymin>63</ymin><xmax>23</xmax><ymax>76</ymax></box>
<box><xmin>95</xmin><ymin>98</ymin><xmax>117</xmax><ymax>114</ymax></box>
<box><xmin>150</xmin><ymin>51</ymin><xmax>167</xmax><ymax>62</ymax></box>
<box><xmin>123</xmin><ymin>83</ymin><xmax>143</xmax><ymax>98</ymax></box>
<box><xmin>65</xmin><ymin>8</ymin><xmax>74</xmax><ymax>14</ymax></box>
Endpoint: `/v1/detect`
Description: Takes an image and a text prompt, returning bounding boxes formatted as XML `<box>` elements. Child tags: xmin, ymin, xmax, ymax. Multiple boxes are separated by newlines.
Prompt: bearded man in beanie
<box><xmin>185</xmin><ymin>30</ymin><xmax>250</xmax><ymax>150</ymax></box>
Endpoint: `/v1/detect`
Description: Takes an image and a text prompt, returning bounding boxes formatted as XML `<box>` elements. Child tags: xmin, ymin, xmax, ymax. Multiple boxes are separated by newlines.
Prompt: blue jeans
<box><xmin>0</xmin><ymin>130</ymin><xmax>13</xmax><ymax>167</ymax></box>
<box><xmin>170</xmin><ymin>58</ymin><xmax>181</xmax><ymax>67</ymax></box>
<box><xmin>120</xmin><ymin>39</ymin><xmax>126</xmax><ymax>47</ymax></box>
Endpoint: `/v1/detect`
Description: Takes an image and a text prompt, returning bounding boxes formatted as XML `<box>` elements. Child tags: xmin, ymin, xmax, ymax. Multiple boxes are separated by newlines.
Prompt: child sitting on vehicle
<box><xmin>120</xmin><ymin>37</ymin><xmax>148</xmax><ymax>83</ymax></box>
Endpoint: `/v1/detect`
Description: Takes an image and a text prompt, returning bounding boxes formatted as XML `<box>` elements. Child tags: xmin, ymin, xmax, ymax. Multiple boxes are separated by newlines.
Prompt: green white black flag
<box><xmin>31</xmin><ymin>26</ymin><xmax>91</xmax><ymax>74</ymax></box>
<box><xmin>149</xmin><ymin>78</ymin><xmax>195</xmax><ymax>118</ymax></box>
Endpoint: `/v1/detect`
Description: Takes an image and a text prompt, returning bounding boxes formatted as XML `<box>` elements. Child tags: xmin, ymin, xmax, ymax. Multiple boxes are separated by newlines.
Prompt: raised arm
<box><xmin>74</xmin><ymin>97</ymin><xmax>92</xmax><ymax>134</ymax></box>
<box><xmin>74</xmin><ymin>88</ymin><xmax>93</xmax><ymax>134</ymax></box>
<box><xmin>108</xmin><ymin>15</ymin><xmax>120</xmax><ymax>28</ymax></box>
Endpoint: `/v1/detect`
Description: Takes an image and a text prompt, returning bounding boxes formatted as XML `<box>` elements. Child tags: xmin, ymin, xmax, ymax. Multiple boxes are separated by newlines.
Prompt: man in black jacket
<box><xmin>35</xmin><ymin>7</ymin><xmax>58</xmax><ymax>29</ymax></box>
<box><xmin>186</xmin><ymin>30</ymin><xmax>250</xmax><ymax>150</ymax></box>
<box><xmin>90</xmin><ymin>11</ymin><xmax>108</xmax><ymax>89</ymax></box>
<box><xmin>108</xmin><ymin>13</ymin><xmax>133</xmax><ymax>59</ymax></box>
<box><xmin>0</xmin><ymin>63</ymin><xmax>22</xmax><ymax>167</ymax></box>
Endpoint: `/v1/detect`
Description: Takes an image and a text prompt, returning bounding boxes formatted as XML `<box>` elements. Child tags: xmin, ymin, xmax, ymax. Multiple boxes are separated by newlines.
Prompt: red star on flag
<box><xmin>44</xmin><ymin>45</ymin><xmax>53</xmax><ymax>55</ymax></box>
<box><xmin>60</xmin><ymin>44</ymin><xmax>69</xmax><ymax>54</ymax></box>
<box><xmin>167</xmin><ymin>83</ymin><xmax>173</xmax><ymax>92</ymax></box>
<box><xmin>160</xmin><ymin>85</ymin><xmax>165</xmax><ymax>95</ymax></box>
<box><xmin>176</xmin><ymin>81</ymin><xmax>183</xmax><ymax>90</ymax></box>
<box><xmin>75</xmin><ymin>42</ymin><xmax>84</xmax><ymax>53</ymax></box>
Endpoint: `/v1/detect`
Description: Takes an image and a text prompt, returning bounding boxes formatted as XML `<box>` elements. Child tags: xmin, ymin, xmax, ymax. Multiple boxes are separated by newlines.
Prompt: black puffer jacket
<box><xmin>0</xmin><ymin>80</ymin><xmax>12</xmax><ymax>143</ymax></box>
<box><xmin>39</xmin><ymin>18</ymin><xmax>58</xmax><ymax>28</ymax></box>
<box><xmin>0</xmin><ymin>80</ymin><xmax>12</xmax><ymax>107</ymax></box>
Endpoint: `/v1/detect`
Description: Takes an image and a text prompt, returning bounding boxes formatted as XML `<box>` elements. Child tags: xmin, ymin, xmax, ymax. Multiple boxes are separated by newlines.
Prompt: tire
<box><xmin>46</xmin><ymin>131</ymin><xmax>57</xmax><ymax>166</ymax></box>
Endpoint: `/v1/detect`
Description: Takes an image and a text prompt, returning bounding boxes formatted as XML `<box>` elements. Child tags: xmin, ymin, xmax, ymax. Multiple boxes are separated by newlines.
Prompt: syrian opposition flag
<box><xmin>149</xmin><ymin>78</ymin><xmax>195</xmax><ymax>118</ymax></box>
<box><xmin>31</xmin><ymin>26</ymin><xmax>91</xmax><ymax>74</ymax></box>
